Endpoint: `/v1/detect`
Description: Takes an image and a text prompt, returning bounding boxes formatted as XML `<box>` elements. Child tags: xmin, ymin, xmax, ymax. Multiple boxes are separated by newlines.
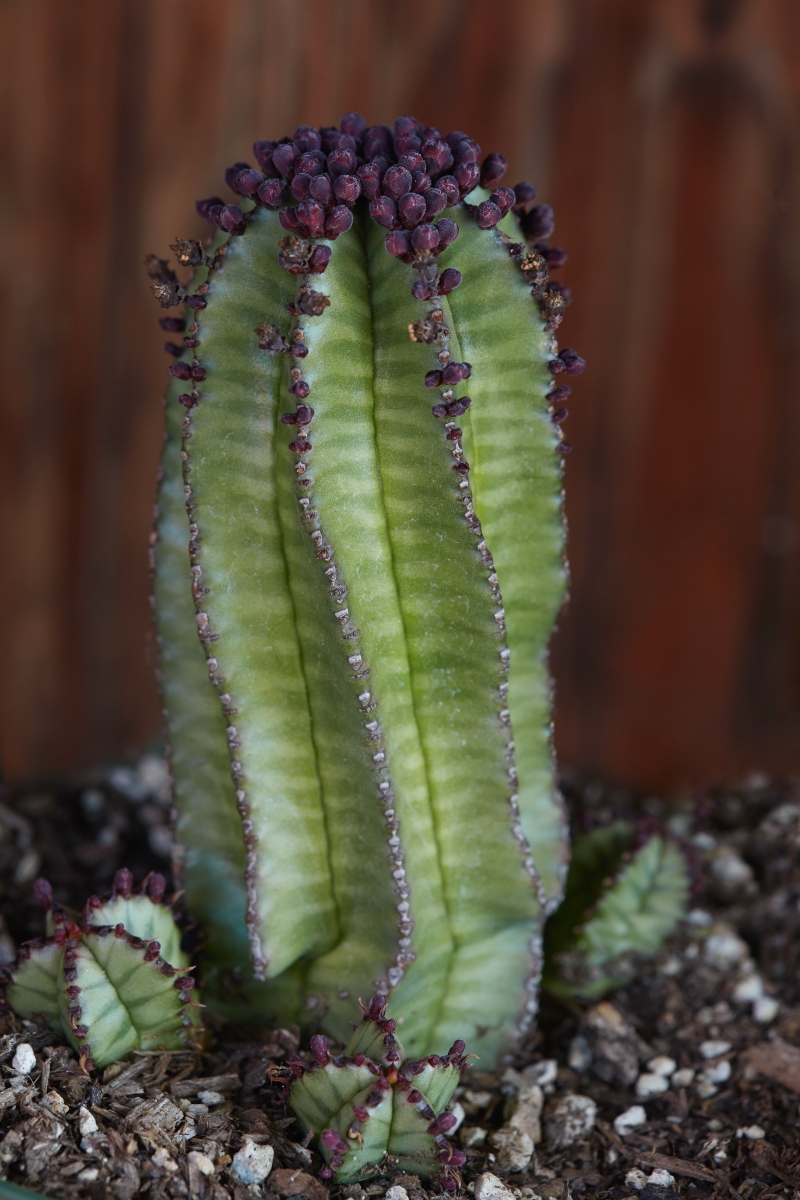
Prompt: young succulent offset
<box><xmin>287</xmin><ymin>995</ymin><xmax>467</xmax><ymax>1188</ymax></box>
<box><xmin>152</xmin><ymin>112</ymin><xmax>579</xmax><ymax>1064</ymax></box>
<box><xmin>0</xmin><ymin>871</ymin><xmax>202</xmax><ymax>1069</ymax></box>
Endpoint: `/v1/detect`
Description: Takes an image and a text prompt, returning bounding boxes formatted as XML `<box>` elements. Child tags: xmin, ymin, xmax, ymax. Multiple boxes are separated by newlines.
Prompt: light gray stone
<box><xmin>474</xmin><ymin>1172</ymin><xmax>516</xmax><ymax>1200</ymax></box>
<box><xmin>544</xmin><ymin>1093</ymin><xmax>597</xmax><ymax>1149</ymax></box>
<box><xmin>231</xmin><ymin>1137</ymin><xmax>275</xmax><ymax>1184</ymax></box>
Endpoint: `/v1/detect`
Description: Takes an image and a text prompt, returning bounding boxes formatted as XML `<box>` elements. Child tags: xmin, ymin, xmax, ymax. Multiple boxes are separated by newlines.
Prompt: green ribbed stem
<box><xmin>155</xmin><ymin>196</ymin><xmax>566</xmax><ymax>1063</ymax></box>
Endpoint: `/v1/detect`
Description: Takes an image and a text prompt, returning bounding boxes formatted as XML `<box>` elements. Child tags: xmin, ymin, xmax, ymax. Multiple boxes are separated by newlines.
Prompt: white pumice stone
<box><xmin>613</xmin><ymin>1105</ymin><xmax>647</xmax><ymax>1136</ymax></box>
<box><xmin>671</xmin><ymin>1067</ymin><xmax>695</xmax><ymax>1088</ymax></box>
<box><xmin>700</xmin><ymin>1039</ymin><xmax>732</xmax><ymax>1059</ymax></box>
<box><xmin>230</xmin><ymin>1138</ymin><xmax>275</xmax><ymax>1184</ymax></box>
<box><xmin>703</xmin><ymin>931</ymin><xmax>749</xmax><ymax>970</ymax></box>
<box><xmin>78</xmin><ymin>1107</ymin><xmax>98</xmax><ymax>1136</ymax></box>
<box><xmin>732</xmin><ymin>973</ymin><xmax>764</xmax><ymax>1003</ymax></box>
<box><xmin>647</xmin><ymin>1055</ymin><xmax>677</xmax><ymax>1077</ymax></box>
<box><xmin>737</xmin><ymin>1125</ymin><xmax>765</xmax><ymax>1140</ymax></box>
<box><xmin>753</xmin><ymin>996</ymin><xmax>780</xmax><ymax>1023</ymax></box>
<box><xmin>11</xmin><ymin>1044</ymin><xmax>35</xmax><ymax>1075</ymax></box>
<box><xmin>474</xmin><ymin>1172</ymin><xmax>516</xmax><ymax>1200</ymax></box>
<box><xmin>635</xmin><ymin>1073</ymin><xmax>669</xmax><ymax>1097</ymax></box>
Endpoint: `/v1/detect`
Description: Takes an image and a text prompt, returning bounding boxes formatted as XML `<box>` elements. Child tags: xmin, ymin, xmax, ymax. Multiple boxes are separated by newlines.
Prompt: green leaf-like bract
<box><xmin>154</xmin><ymin>130</ymin><xmax>568</xmax><ymax>1064</ymax></box>
<box><xmin>1</xmin><ymin>874</ymin><xmax>202</xmax><ymax>1069</ymax></box>
<box><xmin>289</xmin><ymin>996</ymin><xmax>466</xmax><ymax>1186</ymax></box>
<box><xmin>545</xmin><ymin>832</ymin><xmax>689</xmax><ymax>998</ymax></box>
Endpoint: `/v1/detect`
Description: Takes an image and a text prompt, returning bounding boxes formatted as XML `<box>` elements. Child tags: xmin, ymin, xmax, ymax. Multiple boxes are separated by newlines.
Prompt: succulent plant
<box><xmin>0</xmin><ymin>870</ymin><xmax>202</xmax><ymax>1069</ymax></box>
<box><xmin>287</xmin><ymin>994</ymin><xmax>467</xmax><ymax>1188</ymax></box>
<box><xmin>543</xmin><ymin>822</ymin><xmax>689</xmax><ymax>998</ymax></box>
<box><xmin>152</xmin><ymin>112</ymin><xmax>578</xmax><ymax>1065</ymax></box>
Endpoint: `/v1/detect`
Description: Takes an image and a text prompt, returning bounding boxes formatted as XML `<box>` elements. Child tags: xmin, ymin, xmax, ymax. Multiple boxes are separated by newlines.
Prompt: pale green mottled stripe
<box><xmin>365</xmin><ymin>219</ymin><xmax>539</xmax><ymax>1062</ymax></box>
<box><xmin>187</xmin><ymin>207</ymin><xmax>337</xmax><ymax>975</ymax></box>
<box><xmin>301</xmin><ymin>222</ymin><xmax>452</xmax><ymax>1051</ymax></box>
<box><xmin>442</xmin><ymin>216</ymin><xmax>568</xmax><ymax>904</ymax></box>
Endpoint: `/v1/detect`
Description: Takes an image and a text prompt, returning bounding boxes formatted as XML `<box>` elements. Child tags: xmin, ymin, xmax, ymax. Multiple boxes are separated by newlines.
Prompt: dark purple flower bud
<box><xmin>425</xmin><ymin>370</ymin><xmax>443</xmax><ymax>388</ymax></box>
<box><xmin>309</xmin><ymin>244</ymin><xmax>331</xmax><ymax>273</ymax></box>
<box><xmin>541</xmin><ymin>244</ymin><xmax>568</xmax><ymax>268</ymax></box>
<box><xmin>236</xmin><ymin>168</ymin><xmax>264</xmax><ymax>198</ymax></box>
<box><xmin>325</xmin><ymin>205</ymin><xmax>353</xmax><ymax>238</ymax></box>
<box><xmin>446</xmin><ymin>395</ymin><xmax>472</xmax><ymax>416</ymax></box>
<box><xmin>178</xmin><ymin>393</ymin><xmax>195</xmax><ymax>409</ymax></box>
<box><xmin>475</xmin><ymin>200</ymin><xmax>503</xmax><ymax>229</ymax></box>
<box><xmin>548</xmin><ymin>357</ymin><xmax>566</xmax><ymax>375</ymax></box>
<box><xmin>439</xmin><ymin>267</ymin><xmax>462</xmax><ymax>294</ymax></box>
<box><xmin>279</xmin><ymin>207</ymin><xmax>301</xmax><ymax>232</ymax></box>
<box><xmin>291</xmin><ymin>343</ymin><xmax>309</xmax><ymax>358</ymax></box>
<box><xmin>435</xmin><ymin>218</ymin><xmax>459</xmax><ymax>250</ymax></box>
<box><xmin>290</xmin><ymin>173</ymin><xmax>312</xmax><ymax>201</ymax></box>
<box><xmin>559</xmin><ymin>441</ymin><xmax>573</xmax><ymax>454</ymax></box>
<box><xmin>452</xmin><ymin>137</ymin><xmax>481</xmax><ymax>165</ymax></box>
<box><xmin>340</xmin><ymin>111</ymin><xmax>367</xmax><ymax>138</ymax></box>
<box><xmin>293</xmin><ymin>125</ymin><xmax>322</xmax><ymax>152</ymax></box>
<box><xmin>289</xmin><ymin>380</ymin><xmax>310</xmax><ymax>399</ymax></box>
<box><xmin>480</xmin><ymin>152</ymin><xmax>508</xmax><ymax>189</ymax></box>
<box><xmin>421</xmin><ymin>139</ymin><xmax>454</xmax><ymax>177</ymax></box>
<box><xmin>114</xmin><ymin>868</ymin><xmax>134</xmax><ymax>899</ymax></box>
<box><xmin>429</xmin><ymin>1112</ymin><xmax>458</xmax><ymax>1135</ymax></box>
<box><xmin>364</xmin><ymin>125</ymin><xmax>393</xmax><ymax>158</ymax></box>
<box><xmin>422</xmin><ymin>188</ymin><xmax>447</xmax><ymax>220</ymax></box>
<box><xmin>159</xmin><ymin>317</ymin><xmax>185</xmax><ymax>332</ymax></box>
<box><xmin>148</xmin><ymin>873</ymin><xmax>167</xmax><ymax>902</ymax></box>
<box><xmin>559</xmin><ymin>347</ymin><xmax>586</xmax><ymax>374</ymax></box>
<box><xmin>219</xmin><ymin>204</ymin><xmax>246</xmax><ymax>233</ymax></box>
<box><xmin>310</xmin><ymin>1034</ymin><xmax>330</xmax><ymax>1065</ymax></box>
<box><xmin>296</xmin><ymin>404</ymin><xmax>314</xmax><ymax>423</ymax></box>
<box><xmin>296</xmin><ymin>198</ymin><xmax>326</xmax><ymax>234</ymax></box>
<box><xmin>333</xmin><ymin>132</ymin><xmax>358</xmax><ymax>154</ymax></box>
<box><xmin>549</xmin><ymin>384</ymin><xmax>572</xmax><ymax>402</ymax></box>
<box><xmin>357</xmin><ymin>161</ymin><xmax>383</xmax><ymax>199</ymax></box>
<box><xmin>398</xmin><ymin>192</ymin><xmax>426</xmax><ymax>228</ymax></box>
<box><xmin>33</xmin><ymin>878</ymin><xmax>53</xmax><ymax>910</ymax></box>
<box><xmin>436</xmin><ymin>175</ymin><xmax>460</xmax><ymax>206</ymax></box>
<box><xmin>448</xmin><ymin>1038</ymin><xmax>467</xmax><ymax>1059</ymax></box>
<box><xmin>257</xmin><ymin>179</ymin><xmax>285</xmax><ymax>209</ymax></box>
<box><xmin>551</xmin><ymin>406</ymin><xmax>568</xmax><ymax>423</ymax></box>
<box><xmin>512</xmin><ymin>180</ymin><xmax>537</xmax><ymax>208</ymax></box>
<box><xmin>196</xmin><ymin>196</ymin><xmax>225</xmax><ymax>222</ymax></box>
<box><xmin>320</xmin><ymin>1130</ymin><xmax>341</xmax><ymax>1150</ymax></box>
<box><xmin>253</xmin><ymin>139</ymin><xmax>277</xmax><ymax>173</ymax></box>
<box><xmin>520</xmin><ymin>203</ymin><xmax>555</xmax><ymax>239</ymax></box>
<box><xmin>328</xmin><ymin>147</ymin><xmax>356</xmax><ymax>177</ymax></box>
<box><xmin>411</xmin><ymin>279</ymin><xmax>431</xmax><ymax>300</ymax></box>
<box><xmin>320</xmin><ymin>126</ymin><xmax>340</xmax><ymax>153</ymax></box>
<box><xmin>395</xmin><ymin>133</ymin><xmax>421</xmax><ymax>155</ymax></box>
<box><xmin>191</xmin><ymin>365</ymin><xmax>206</xmax><ymax>381</ymax></box>
<box><xmin>394</xmin><ymin>115</ymin><xmax>421</xmax><ymax>138</ymax></box>
<box><xmin>169</xmin><ymin>361</ymin><xmax>192</xmax><ymax>380</ymax></box>
<box><xmin>411</xmin><ymin>223</ymin><xmax>439</xmax><ymax>252</ymax></box>
<box><xmin>206</xmin><ymin>204</ymin><xmax>223</xmax><ymax>227</ymax></box>
<box><xmin>164</xmin><ymin>342</ymin><xmax>182</xmax><ymax>357</ymax></box>
<box><xmin>280</xmin><ymin>412</ymin><xmax>298</xmax><ymax>425</ymax></box>
<box><xmin>296</xmin><ymin>151</ymin><xmax>325</xmax><ymax>176</ymax></box>
<box><xmin>398</xmin><ymin>153</ymin><xmax>424</xmax><ymax>174</ymax></box>
<box><xmin>454</xmin><ymin>161</ymin><xmax>480</xmax><ymax>194</ymax></box>
<box><xmin>409</xmin><ymin>173</ymin><xmax>430</xmax><ymax>198</ymax></box>
<box><xmin>333</xmin><ymin>174</ymin><xmax>361</xmax><ymax>205</ymax></box>
<box><xmin>443</xmin><ymin>361</ymin><xmax>471</xmax><ymax>384</ymax></box>
<box><xmin>432</xmin><ymin>403</ymin><xmax>447</xmax><ymax>417</ymax></box>
<box><xmin>308</xmin><ymin>174</ymin><xmax>333</xmax><ymax>206</ymax></box>
<box><xmin>224</xmin><ymin>161</ymin><xmax>250</xmax><ymax>190</ymax></box>
<box><xmin>491</xmin><ymin>187</ymin><xmax>516</xmax><ymax>216</ymax></box>
<box><xmin>385</xmin><ymin>230</ymin><xmax>413</xmax><ymax>260</ymax></box>
<box><xmin>187</xmin><ymin>295</ymin><xmax>207</xmax><ymax>309</ymax></box>
<box><xmin>272</xmin><ymin>143</ymin><xmax>299</xmax><ymax>180</ymax></box>
<box><xmin>445</xmin><ymin>129</ymin><xmax>469</xmax><ymax>148</ymax></box>
<box><xmin>383</xmin><ymin>164</ymin><xmax>412</xmax><ymax>200</ymax></box>
<box><xmin>369</xmin><ymin>196</ymin><xmax>397</xmax><ymax>228</ymax></box>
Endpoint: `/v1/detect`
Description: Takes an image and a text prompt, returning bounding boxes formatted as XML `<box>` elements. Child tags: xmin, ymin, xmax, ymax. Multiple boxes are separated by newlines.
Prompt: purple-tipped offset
<box><xmin>33</xmin><ymin>878</ymin><xmax>54</xmax><ymax>911</ymax></box>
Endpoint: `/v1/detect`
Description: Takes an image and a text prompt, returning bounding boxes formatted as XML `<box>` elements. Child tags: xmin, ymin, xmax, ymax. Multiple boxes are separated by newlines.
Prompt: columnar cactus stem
<box><xmin>152</xmin><ymin>114</ymin><xmax>574</xmax><ymax>1063</ymax></box>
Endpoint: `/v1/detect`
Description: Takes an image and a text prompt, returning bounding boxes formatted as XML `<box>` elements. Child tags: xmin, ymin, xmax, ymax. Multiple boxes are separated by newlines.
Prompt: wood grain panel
<box><xmin>2</xmin><ymin>0</ymin><xmax>798</xmax><ymax>788</ymax></box>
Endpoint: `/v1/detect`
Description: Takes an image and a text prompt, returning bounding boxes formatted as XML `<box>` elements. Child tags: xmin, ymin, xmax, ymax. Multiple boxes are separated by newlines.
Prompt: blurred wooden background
<box><xmin>2</xmin><ymin>0</ymin><xmax>799</xmax><ymax>790</ymax></box>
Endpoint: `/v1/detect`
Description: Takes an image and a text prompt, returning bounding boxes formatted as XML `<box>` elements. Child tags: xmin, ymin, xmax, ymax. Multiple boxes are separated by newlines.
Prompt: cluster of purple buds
<box><xmin>195</xmin><ymin>113</ymin><xmax>547</xmax><ymax>299</ymax></box>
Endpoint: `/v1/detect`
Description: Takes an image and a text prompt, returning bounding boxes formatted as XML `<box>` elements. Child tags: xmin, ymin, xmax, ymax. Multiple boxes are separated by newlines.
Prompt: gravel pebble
<box><xmin>753</xmin><ymin>996</ymin><xmax>780</xmax><ymax>1023</ymax></box>
<box><xmin>544</xmin><ymin>1093</ymin><xmax>597</xmax><ymax>1148</ymax></box>
<box><xmin>635</xmin><ymin>1073</ymin><xmax>669</xmax><ymax>1097</ymax></box>
<box><xmin>10</xmin><ymin>1045</ymin><xmax>35</xmax><ymax>1075</ymax></box>
<box><xmin>614</xmin><ymin>1105</ymin><xmax>647</xmax><ymax>1135</ymax></box>
<box><xmin>732</xmin><ymin>973</ymin><xmax>764</xmax><ymax>1002</ymax></box>
<box><xmin>647</xmin><ymin>1055</ymin><xmax>677</xmax><ymax>1077</ymax></box>
<box><xmin>671</xmin><ymin>1067</ymin><xmax>695</xmax><ymax>1088</ymax></box>
<box><xmin>704</xmin><ymin>931</ymin><xmax>749</xmax><ymax>970</ymax></box>
<box><xmin>737</xmin><ymin>1125</ymin><xmax>766</xmax><ymax>1140</ymax></box>
<box><xmin>474</xmin><ymin>1172</ymin><xmax>515</xmax><ymax>1200</ymax></box>
<box><xmin>78</xmin><ymin>1107</ymin><xmax>98</xmax><ymax>1137</ymax></box>
<box><xmin>231</xmin><ymin>1138</ymin><xmax>275</xmax><ymax>1184</ymax></box>
<box><xmin>700</xmin><ymin>1039</ymin><xmax>732</xmax><ymax>1059</ymax></box>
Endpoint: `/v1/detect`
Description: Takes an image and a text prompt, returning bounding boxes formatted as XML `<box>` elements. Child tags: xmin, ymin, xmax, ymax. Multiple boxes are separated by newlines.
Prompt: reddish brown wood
<box><xmin>2</xmin><ymin>0</ymin><xmax>798</xmax><ymax>788</ymax></box>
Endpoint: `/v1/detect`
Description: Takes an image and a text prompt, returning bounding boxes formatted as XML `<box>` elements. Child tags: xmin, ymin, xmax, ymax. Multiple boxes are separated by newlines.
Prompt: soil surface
<box><xmin>1</xmin><ymin>759</ymin><xmax>799</xmax><ymax>1199</ymax></box>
